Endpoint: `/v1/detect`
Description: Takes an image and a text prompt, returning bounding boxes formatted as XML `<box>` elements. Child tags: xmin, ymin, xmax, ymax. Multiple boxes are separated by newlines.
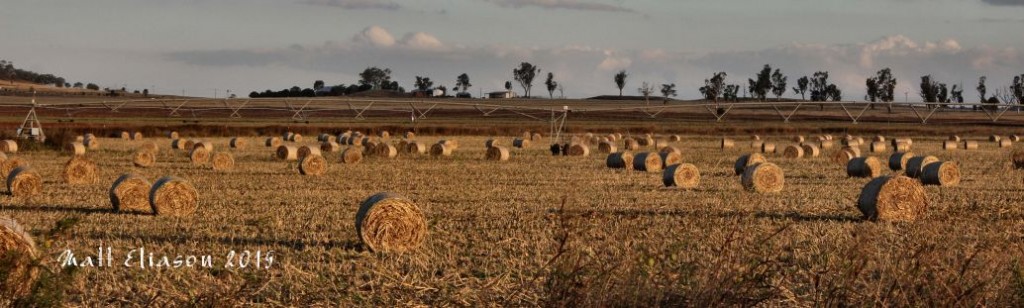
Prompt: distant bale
<box><xmin>741</xmin><ymin>162</ymin><xmax>785</xmax><ymax>193</ymax></box>
<box><xmin>0</xmin><ymin>217</ymin><xmax>39</xmax><ymax>298</ymax></box>
<box><xmin>190</xmin><ymin>147</ymin><xmax>210</xmax><ymax>165</ymax></box>
<box><xmin>485</xmin><ymin>139</ymin><xmax>500</xmax><ymax>148</ymax></box>
<box><xmin>636</xmin><ymin>136</ymin><xmax>653</xmax><ymax>147</ymax></box>
<box><xmin>486</xmin><ymin>146</ymin><xmax>510</xmax><ymax>161</ymax></box>
<box><xmin>751</xmin><ymin>140</ymin><xmax>764</xmax><ymax>149</ymax></box>
<box><xmin>654</xmin><ymin>139</ymin><xmax>669</xmax><ymax>149</ymax></box>
<box><xmin>799</xmin><ymin>143</ymin><xmax>820</xmax><ymax>157</ymax></box>
<box><xmin>893</xmin><ymin>141</ymin><xmax>911</xmax><ymax>152</ymax></box>
<box><xmin>606</xmin><ymin>134</ymin><xmax>618</xmax><ymax>142</ymax></box>
<box><xmin>606</xmin><ymin>152</ymin><xmax>634</xmax><ymax>170</ymax></box>
<box><xmin>890</xmin><ymin>138</ymin><xmax>913</xmax><ymax>148</ymax></box>
<box><xmin>921</xmin><ymin>161</ymin><xmax>960</xmax><ymax>186</ymax></box>
<box><xmin>819</xmin><ymin>140</ymin><xmax>834</xmax><ymax>150</ymax></box>
<box><xmin>211</xmin><ymin>152</ymin><xmax>234</xmax><ymax>171</ymax></box>
<box><xmin>375</xmin><ymin>144</ymin><xmax>398</xmax><ymax>158</ymax></box>
<box><xmin>761</xmin><ymin>142</ymin><xmax>776</xmax><ymax>154</ymax></box>
<box><xmin>171</xmin><ymin>139</ymin><xmax>183</xmax><ymax>150</ymax></box>
<box><xmin>999</xmin><ymin>139</ymin><xmax>1013</xmax><ymax>148</ymax></box>
<box><xmin>169</xmin><ymin>131</ymin><xmax>179</xmax><ymax>139</ymax></box>
<box><xmin>321</xmin><ymin>141</ymin><xmax>341</xmax><ymax>153</ymax></box>
<box><xmin>291</xmin><ymin>133</ymin><xmax>303</xmax><ymax>142</ymax></box>
<box><xmin>598</xmin><ymin>141</ymin><xmax>617</xmax><ymax>153</ymax></box>
<box><xmin>962</xmin><ymin>141</ymin><xmax>978</xmax><ymax>150</ymax></box>
<box><xmin>734</xmin><ymin>153</ymin><xmax>767</xmax><ymax>176</ymax></box>
<box><xmin>133</xmin><ymin>150</ymin><xmax>155</xmax><ymax>168</ymax></box>
<box><xmin>1011</xmin><ymin>135</ymin><xmax>1021</xmax><ymax>142</ymax></box>
<box><xmin>0</xmin><ymin>157</ymin><xmax>28</xmax><ymax>180</ymax></box>
<box><xmin>363</xmin><ymin>140</ymin><xmax>379</xmax><ymax>154</ymax></box>
<box><xmin>566</xmin><ymin>143</ymin><xmax>589</xmax><ymax>157</ymax></box>
<box><xmin>857</xmin><ymin>176</ymin><xmax>928</xmax><ymax>222</ymax></box>
<box><xmin>793</xmin><ymin>135</ymin><xmax>805</xmax><ymax>143</ymax></box>
<box><xmin>183</xmin><ymin>139</ymin><xmax>197</xmax><ymax>151</ymax></box>
<box><xmin>230</xmin><ymin>137</ymin><xmax>247</xmax><ymax>149</ymax></box>
<box><xmin>782</xmin><ymin>145</ymin><xmax>804</xmax><ymax>159</ymax></box>
<box><xmin>873</xmin><ymin>135</ymin><xmax>885</xmax><ymax>142</ymax></box>
<box><xmin>132</xmin><ymin>132</ymin><xmax>143</xmax><ymax>140</ymax></box>
<box><xmin>633</xmin><ymin>152</ymin><xmax>663</xmax><ymax>172</ymax></box>
<box><xmin>942</xmin><ymin>141</ymin><xmax>958</xmax><ymax>151</ymax></box>
<box><xmin>66</xmin><ymin>142</ymin><xmax>86</xmax><ymax>156</ymax></box>
<box><xmin>379</xmin><ymin>131</ymin><xmax>390</xmax><ymax>139</ymax></box>
<box><xmin>658</xmin><ymin>151</ymin><xmax>683</xmax><ymax>168</ymax></box>
<box><xmin>1013</xmin><ymin>150</ymin><xmax>1024</xmax><ymax>169</ymax></box>
<box><xmin>265</xmin><ymin>137</ymin><xmax>282</xmax><ymax>148</ymax></box>
<box><xmin>990</xmin><ymin>135</ymin><xmax>1001</xmax><ymax>142</ymax></box>
<box><xmin>341</xmin><ymin>147</ymin><xmax>364</xmax><ymax>164</ymax></box>
<box><xmin>531</xmin><ymin>133</ymin><xmax>543</xmax><ymax>141</ymax></box>
<box><xmin>404</xmin><ymin>132</ymin><xmax>415</xmax><ymax>139</ymax></box>
<box><xmin>513</xmin><ymin>138</ymin><xmax>531</xmax><ymax>149</ymax></box>
<box><xmin>356</xmin><ymin>192</ymin><xmax>428</xmax><ymax>253</ymax></box>
<box><xmin>84</xmin><ymin>137</ymin><xmax>100</xmax><ymax>149</ymax></box>
<box><xmin>659</xmin><ymin>145</ymin><xmax>682</xmax><ymax>156</ymax></box>
<box><xmin>276</xmin><ymin>145</ymin><xmax>298</xmax><ymax>161</ymax></box>
<box><xmin>317</xmin><ymin>133</ymin><xmax>335</xmax><ymax>142</ymax></box>
<box><xmin>110</xmin><ymin>174</ymin><xmax>152</xmax><ymax>213</ymax></box>
<box><xmin>120</xmin><ymin>131</ymin><xmax>131</xmax><ymax>140</ymax></box>
<box><xmin>298</xmin><ymin>145</ymin><xmax>322</xmax><ymax>160</ymax></box>
<box><xmin>193</xmin><ymin>141</ymin><xmax>213</xmax><ymax>152</ymax></box>
<box><xmin>522</xmin><ymin>131</ymin><xmax>532</xmax><ymax>140</ymax></box>
<box><xmin>905</xmin><ymin>155</ymin><xmax>939</xmax><ymax>178</ymax></box>
<box><xmin>407</xmin><ymin>142</ymin><xmax>427</xmax><ymax>154</ymax></box>
<box><xmin>84</xmin><ymin>133</ymin><xmax>96</xmax><ymax>140</ymax></box>
<box><xmin>0</xmin><ymin>140</ymin><xmax>17</xmax><ymax>153</ymax></box>
<box><xmin>847</xmin><ymin>156</ymin><xmax>883</xmax><ymax>178</ymax></box>
<box><xmin>832</xmin><ymin>148</ymin><xmax>859</xmax><ymax>165</ymax></box>
<box><xmin>752</xmin><ymin>135</ymin><xmax>761</xmax><ymax>141</ymax></box>
<box><xmin>299</xmin><ymin>154</ymin><xmax>327</xmax><ymax>176</ymax></box>
<box><xmin>623</xmin><ymin>138</ymin><xmax>640</xmax><ymax>151</ymax></box>
<box><xmin>721</xmin><ymin>138</ymin><xmax>735</xmax><ymax>149</ymax></box>
<box><xmin>430</xmin><ymin>143</ymin><xmax>452</xmax><ymax>157</ymax></box>
<box><xmin>63</xmin><ymin>156</ymin><xmax>99</xmax><ymax>185</ymax></box>
<box><xmin>6</xmin><ymin>166</ymin><xmax>42</xmax><ymax>198</ymax></box>
<box><xmin>869</xmin><ymin>142</ymin><xmax>887</xmax><ymax>153</ymax></box>
<box><xmin>149</xmin><ymin>176</ymin><xmax>199</xmax><ymax>217</ymax></box>
<box><xmin>949</xmin><ymin>135</ymin><xmax>961</xmax><ymax>142</ymax></box>
<box><xmin>663</xmin><ymin>163</ymin><xmax>700</xmax><ymax>189</ymax></box>
<box><xmin>669</xmin><ymin>135</ymin><xmax>681</xmax><ymax>142</ymax></box>
<box><xmin>888</xmin><ymin>152</ymin><xmax>915</xmax><ymax>171</ymax></box>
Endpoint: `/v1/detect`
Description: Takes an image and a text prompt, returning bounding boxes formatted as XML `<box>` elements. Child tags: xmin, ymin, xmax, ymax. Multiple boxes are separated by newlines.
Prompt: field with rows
<box><xmin>2</xmin><ymin>130</ymin><xmax>1024</xmax><ymax>306</ymax></box>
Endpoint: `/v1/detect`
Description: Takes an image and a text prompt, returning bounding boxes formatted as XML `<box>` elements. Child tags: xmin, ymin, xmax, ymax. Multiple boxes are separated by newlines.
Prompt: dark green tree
<box><xmin>747</xmin><ymin>64</ymin><xmax>772</xmax><ymax>101</ymax></box>
<box><xmin>660</xmin><ymin>83</ymin><xmax>677</xmax><ymax>104</ymax></box>
<box><xmin>770</xmin><ymin>69</ymin><xmax>787</xmax><ymax>101</ymax></box>
<box><xmin>614</xmin><ymin>70</ymin><xmax>628</xmax><ymax>96</ymax></box>
<box><xmin>456</xmin><ymin>73</ymin><xmax>471</xmax><ymax>94</ymax></box>
<box><xmin>414</xmin><ymin>76</ymin><xmax>433</xmax><ymax>91</ymax></box>
<box><xmin>358</xmin><ymin>67</ymin><xmax>393</xmax><ymax>90</ymax></box>
<box><xmin>513</xmin><ymin>62</ymin><xmax>540</xmax><ymax>97</ymax></box>
<box><xmin>792</xmin><ymin>76</ymin><xmax>809</xmax><ymax>100</ymax></box>
<box><xmin>544</xmin><ymin>72</ymin><xmax>557</xmax><ymax>99</ymax></box>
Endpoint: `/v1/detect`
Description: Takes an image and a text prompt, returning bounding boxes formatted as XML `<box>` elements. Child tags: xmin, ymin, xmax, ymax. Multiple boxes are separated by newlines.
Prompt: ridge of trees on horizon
<box><xmin>0</xmin><ymin>59</ymin><xmax>102</xmax><ymax>91</ymax></box>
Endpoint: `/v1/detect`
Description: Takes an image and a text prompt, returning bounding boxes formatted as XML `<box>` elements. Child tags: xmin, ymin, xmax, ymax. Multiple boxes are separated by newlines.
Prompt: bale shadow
<box><xmin>81</xmin><ymin>231</ymin><xmax>364</xmax><ymax>252</ymax></box>
<box><xmin>550</xmin><ymin>208</ymin><xmax>860</xmax><ymax>223</ymax></box>
<box><xmin>0</xmin><ymin>205</ymin><xmax>133</xmax><ymax>215</ymax></box>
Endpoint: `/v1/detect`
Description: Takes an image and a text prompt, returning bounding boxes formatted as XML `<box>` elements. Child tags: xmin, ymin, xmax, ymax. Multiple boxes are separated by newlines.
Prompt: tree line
<box><xmin>0</xmin><ymin>59</ymin><xmax>102</xmax><ymax>91</ymax></box>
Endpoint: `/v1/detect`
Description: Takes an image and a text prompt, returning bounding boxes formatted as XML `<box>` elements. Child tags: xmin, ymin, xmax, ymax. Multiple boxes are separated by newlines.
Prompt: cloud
<box><xmin>300</xmin><ymin>0</ymin><xmax>401</xmax><ymax>10</ymax></box>
<box><xmin>981</xmin><ymin>0</ymin><xmax>1024</xmax><ymax>6</ymax></box>
<box><xmin>399</xmin><ymin>32</ymin><xmax>445</xmax><ymax>51</ymax></box>
<box><xmin>483</xmin><ymin>0</ymin><xmax>635</xmax><ymax>12</ymax></box>
<box><xmin>352</xmin><ymin>26</ymin><xmax>396</xmax><ymax>47</ymax></box>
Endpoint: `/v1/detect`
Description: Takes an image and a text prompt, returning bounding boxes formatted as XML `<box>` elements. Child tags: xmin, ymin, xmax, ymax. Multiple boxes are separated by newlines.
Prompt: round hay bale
<box><xmin>752</xmin><ymin>135</ymin><xmax>761</xmax><ymax>141</ymax></box>
<box><xmin>566</xmin><ymin>143</ymin><xmax>590</xmax><ymax>157</ymax></box>
<box><xmin>873</xmin><ymin>135</ymin><xmax>886</xmax><ymax>142</ymax></box>
<box><xmin>721</xmin><ymin>138</ymin><xmax>735</xmax><ymax>149</ymax></box>
<box><xmin>0</xmin><ymin>140</ymin><xmax>18</xmax><ymax>153</ymax></box>
<box><xmin>905</xmin><ymin>155</ymin><xmax>939</xmax><ymax>178</ymax></box>
<box><xmin>230</xmin><ymin>137</ymin><xmax>247</xmax><ymax>149</ymax></box>
<box><xmin>84</xmin><ymin>137</ymin><xmax>100</xmax><ymax>149</ymax></box>
<box><xmin>513</xmin><ymin>138</ymin><xmax>531</xmax><ymax>149</ymax></box>
<box><xmin>663</xmin><ymin>163</ymin><xmax>700</xmax><ymax>189</ymax></box>
<box><xmin>109</xmin><ymin>174</ymin><xmax>152</xmax><ymax>213</ymax></box>
<box><xmin>636</xmin><ymin>136</ymin><xmax>652</xmax><ymax>147</ymax></box>
<box><xmin>623</xmin><ymin>138</ymin><xmax>640</xmax><ymax>151</ymax></box>
<box><xmin>486</xmin><ymin>146</ymin><xmax>510</xmax><ymax>161</ymax></box>
<box><xmin>522</xmin><ymin>131</ymin><xmax>532</xmax><ymax>140</ymax></box>
<box><xmin>819</xmin><ymin>140</ymin><xmax>834</xmax><ymax>149</ymax></box>
<box><xmin>317</xmin><ymin>133</ymin><xmax>331</xmax><ymax>142</ymax></box>
<box><xmin>869</xmin><ymin>141</ymin><xmax>887</xmax><ymax>153</ymax></box>
<box><xmin>597</xmin><ymin>141</ymin><xmax>617</xmax><ymax>153</ymax></box>
<box><xmin>66</xmin><ymin>142</ymin><xmax>86</xmax><ymax>155</ymax></box>
<box><xmin>430</xmin><ymin>143</ymin><xmax>452</xmax><ymax>157</ymax></box>
<box><xmin>321</xmin><ymin>141</ymin><xmax>341</xmax><ymax>153</ymax></box>
<box><xmin>962</xmin><ymin>140</ymin><xmax>979</xmax><ymax>150</ymax></box>
<box><xmin>891</xmin><ymin>138</ymin><xmax>913</xmax><ymax>147</ymax></box>
<box><xmin>297</xmin><ymin>145</ymin><xmax>322</xmax><ymax>160</ymax></box>
<box><xmin>132</xmin><ymin>132</ymin><xmax>143</xmax><ymax>140</ymax></box>
<box><xmin>531</xmin><ymin>133</ymin><xmax>543</xmax><ymax>141</ymax></box>
<box><xmin>84</xmin><ymin>133</ymin><xmax>96</xmax><ymax>140</ymax></box>
<box><xmin>921</xmin><ymin>161</ymin><xmax>960</xmax><ymax>186</ymax></box>
<box><xmin>438</xmin><ymin>139</ymin><xmax>459</xmax><ymax>150</ymax></box>
<box><xmin>171</xmin><ymin>139</ymin><xmax>183</xmax><ymax>150</ymax></box>
<box><xmin>654</xmin><ymin>139</ymin><xmax>669</xmax><ymax>149</ymax></box>
<box><xmin>949</xmin><ymin>135</ymin><xmax>961</xmax><ymax>142</ymax></box>
<box><xmin>0</xmin><ymin>157</ymin><xmax>28</xmax><ymax>180</ymax></box>
<box><xmin>339</xmin><ymin>135</ymin><xmax>351</xmax><ymax>145</ymax></box>
<box><xmin>999</xmin><ymin>139</ymin><xmax>1013</xmax><ymax>148</ymax></box>
<box><xmin>407</xmin><ymin>142</ymin><xmax>427</xmax><ymax>154</ymax></box>
<box><xmin>136</xmin><ymin>142</ymin><xmax>159</xmax><ymax>156</ymax></box>
<box><xmin>751</xmin><ymin>140</ymin><xmax>764</xmax><ymax>149</ymax></box>
<box><xmin>793</xmin><ymin>135</ymin><xmax>805</xmax><ymax>143</ymax></box>
<box><xmin>782</xmin><ymin>145</ymin><xmax>804</xmax><ymax>159</ymax></box>
<box><xmin>299</xmin><ymin>154</ymin><xmax>327</xmax><ymax>175</ymax></box>
<box><xmin>550</xmin><ymin>144</ymin><xmax>562</xmax><ymax>156</ymax></box>
<box><xmin>1010</xmin><ymin>135</ymin><xmax>1021</xmax><ymax>142</ymax></box>
<box><xmin>265</xmin><ymin>137</ymin><xmax>282</xmax><ymax>148</ymax></box>
<box><xmin>659</xmin><ymin>145</ymin><xmax>682</xmax><ymax>156</ymax></box>
<box><xmin>633</xmin><ymin>152</ymin><xmax>663</xmax><ymax>172</ymax></box>
<box><xmin>658</xmin><ymin>151</ymin><xmax>683</xmax><ymax>168</ymax></box>
<box><xmin>800</xmin><ymin>143</ymin><xmax>820</xmax><ymax>157</ymax></box>
<box><xmin>169</xmin><ymin>131</ymin><xmax>179</xmax><ymax>139</ymax></box>
<box><xmin>120</xmin><ymin>131</ymin><xmax>131</xmax><ymax>140</ymax></box>
<box><xmin>341</xmin><ymin>147</ymin><xmax>364</xmax><ymax>164</ymax></box>
<box><xmin>832</xmin><ymin>148</ymin><xmax>858</xmax><ymax>165</ymax></box>
<box><xmin>356</xmin><ymin>192</ymin><xmax>428</xmax><ymax>253</ymax></box>
<box><xmin>193</xmin><ymin>141</ymin><xmax>213</xmax><ymax>152</ymax></box>
<box><xmin>990</xmin><ymin>135</ymin><xmax>1001</xmax><ymax>142</ymax></box>
<box><xmin>375</xmin><ymin>144</ymin><xmax>398</xmax><ymax>158</ymax></box>
<box><xmin>485</xmin><ymin>139</ymin><xmax>500</xmax><ymax>148</ymax></box>
<box><xmin>1013</xmin><ymin>150</ymin><xmax>1024</xmax><ymax>169</ymax></box>
<box><xmin>942</xmin><ymin>140</ymin><xmax>958</xmax><ymax>150</ymax></box>
<box><xmin>211</xmin><ymin>152</ymin><xmax>234</xmax><ymax>171</ymax></box>
<box><xmin>362</xmin><ymin>140</ymin><xmax>379</xmax><ymax>154</ymax></box>
<box><xmin>606</xmin><ymin>152</ymin><xmax>634</xmax><ymax>170</ymax></box>
<box><xmin>741</xmin><ymin>162</ymin><xmax>785</xmax><ymax>193</ymax></box>
<box><xmin>0</xmin><ymin>217</ymin><xmax>39</xmax><ymax>298</ymax></box>
<box><xmin>276</xmin><ymin>145</ymin><xmax>298</xmax><ymax>161</ymax></box>
<box><xmin>292</xmin><ymin>134</ymin><xmax>303</xmax><ymax>142</ymax></box>
<box><xmin>893</xmin><ymin>141</ymin><xmax>911</xmax><ymax>152</ymax></box>
<box><xmin>379</xmin><ymin>131</ymin><xmax>390</xmax><ymax>139</ymax></box>
<box><xmin>888</xmin><ymin>151</ymin><xmax>915</xmax><ymax>171</ymax></box>
<box><xmin>669</xmin><ymin>135</ymin><xmax>681</xmax><ymax>142</ymax></box>
<box><xmin>761</xmin><ymin>142</ymin><xmax>776</xmax><ymax>154</ymax></box>
<box><xmin>404</xmin><ymin>131</ymin><xmax>415</xmax><ymax>139</ymax></box>
<box><xmin>183</xmin><ymin>139</ymin><xmax>197</xmax><ymax>151</ymax></box>
<box><xmin>857</xmin><ymin>176</ymin><xmax>927</xmax><ymax>221</ymax></box>
<box><xmin>63</xmin><ymin>156</ymin><xmax>99</xmax><ymax>185</ymax></box>
<box><xmin>734</xmin><ymin>153</ymin><xmax>767</xmax><ymax>175</ymax></box>
<box><xmin>133</xmin><ymin>150</ymin><xmax>156</xmax><ymax>168</ymax></box>
<box><xmin>149</xmin><ymin>176</ymin><xmax>198</xmax><ymax>216</ymax></box>
<box><xmin>6</xmin><ymin>166</ymin><xmax>41</xmax><ymax>198</ymax></box>
<box><xmin>847</xmin><ymin>156</ymin><xmax>883</xmax><ymax>178</ymax></box>
<box><xmin>190</xmin><ymin>147</ymin><xmax>210</xmax><ymax>165</ymax></box>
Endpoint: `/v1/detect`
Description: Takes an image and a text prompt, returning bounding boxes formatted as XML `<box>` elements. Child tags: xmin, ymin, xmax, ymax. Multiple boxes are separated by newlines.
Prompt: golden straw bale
<box><xmin>741</xmin><ymin>162</ymin><xmax>785</xmax><ymax>193</ymax></box>
<box><xmin>355</xmin><ymin>192</ymin><xmax>428</xmax><ymax>253</ymax></box>
<box><xmin>149</xmin><ymin>176</ymin><xmax>199</xmax><ymax>217</ymax></box>
<box><xmin>63</xmin><ymin>156</ymin><xmax>99</xmax><ymax>185</ymax></box>
<box><xmin>663</xmin><ymin>163</ymin><xmax>700</xmax><ymax>189</ymax></box>
<box><xmin>486</xmin><ymin>146</ymin><xmax>510</xmax><ymax>161</ymax></box>
<box><xmin>276</xmin><ymin>145</ymin><xmax>298</xmax><ymax>161</ymax></box>
<box><xmin>734</xmin><ymin>153</ymin><xmax>767</xmax><ymax>176</ymax></box>
<box><xmin>606</xmin><ymin>152</ymin><xmax>634</xmax><ymax>170</ymax></box>
<box><xmin>0</xmin><ymin>217</ymin><xmax>39</xmax><ymax>298</ymax></box>
<box><xmin>211</xmin><ymin>152</ymin><xmax>234</xmax><ymax>171</ymax></box>
<box><xmin>847</xmin><ymin>156</ymin><xmax>883</xmax><ymax>178</ymax></box>
<box><xmin>341</xmin><ymin>147</ymin><xmax>364</xmax><ymax>164</ymax></box>
<box><xmin>7</xmin><ymin>166</ymin><xmax>42</xmax><ymax>198</ymax></box>
<box><xmin>66</xmin><ymin>142</ymin><xmax>86</xmax><ymax>155</ymax></box>
<box><xmin>921</xmin><ymin>161</ymin><xmax>960</xmax><ymax>186</ymax></box>
<box><xmin>299</xmin><ymin>154</ymin><xmax>327</xmax><ymax>176</ymax></box>
<box><xmin>133</xmin><ymin>150</ymin><xmax>155</xmax><ymax>168</ymax></box>
<box><xmin>857</xmin><ymin>176</ymin><xmax>928</xmax><ymax>222</ymax></box>
<box><xmin>782</xmin><ymin>145</ymin><xmax>804</xmax><ymax>159</ymax></box>
<box><xmin>110</xmin><ymin>174</ymin><xmax>152</xmax><ymax>213</ymax></box>
<box><xmin>297</xmin><ymin>145</ymin><xmax>322</xmax><ymax>160</ymax></box>
<box><xmin>888</xmin><ymin>152</ymin><xmax>915</xmax><ymax>171</ymax></box>
<box><xmin>905</xmin><ymin>155</ymin><xmax>940</xmax><ymax>178</ymax></box>
<box><xmin>230</xmin><ymin>137</ymin><xmax>247</xmax><ymax>149</ymax></box>
<box><xmin>633</xmin><ymin>152</ymin><xmax>663</xmax><ymax>172</ymax></box>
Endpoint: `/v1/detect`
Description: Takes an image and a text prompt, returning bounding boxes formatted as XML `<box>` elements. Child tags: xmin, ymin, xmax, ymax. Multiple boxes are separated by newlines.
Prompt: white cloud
<box><xmin>399</xmin><ymin>32</ymin><xmax>445</xmax><ymax>51</ymax></box>
<box><xmin>300</xmin><ymin>0</ymin><xmax>401</xmax><ymax>10</ymax></box>
<box><xmin>483</xmin><ymin>0</ymin><xmax>635</xmax><ymax>12</ymax></box>
<box><xmin>352</xmin><ymin>26</ymin><xmax>396</xmax><ymax>48</ymax></box>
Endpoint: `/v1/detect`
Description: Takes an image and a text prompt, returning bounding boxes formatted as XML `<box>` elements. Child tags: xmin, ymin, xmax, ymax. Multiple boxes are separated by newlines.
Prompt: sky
<box><xmin>1</xmin><ymin>0</ymin><xmax>1022</xmax><ymax>101</ymax></box>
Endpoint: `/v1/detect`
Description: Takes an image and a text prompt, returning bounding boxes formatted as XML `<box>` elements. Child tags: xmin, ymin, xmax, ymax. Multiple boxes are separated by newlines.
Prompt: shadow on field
<box><xmin>550</xmin><ymin>208</ymin><xmax>861</xmax><ymax>223</ymax></box>
<box><xmin>81</xmin><ymin>231</ymin><xmax>364</xmax><ymax>252</ymax></box>
<box><xmin>0</xmin><ymin>205</ymin><xmax>144</xmax><ymax>215</ymax></box>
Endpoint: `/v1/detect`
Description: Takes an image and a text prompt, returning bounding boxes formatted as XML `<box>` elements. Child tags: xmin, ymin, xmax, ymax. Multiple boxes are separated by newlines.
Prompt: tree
<box><xmin>865</xmin><ymin>68</ymin><xmax>896</xmax><ymax>111</ymax></box>
<box><xmin>699</xmin><ymin>72</ymin><xmax>727</xmax><ymax>103</ymax></box>
<box><xmin>143</xmin><ymin>89</ymin><xmax>149</xmax><ymax>96</ymax></box>
<box><xmin>73</xmin><ymin>82</ymin><xmax>83</xmax><ymax>88</ymax></box>
<box><xmin>313</xmin><ymin>80</ymin><xmax>325</xmax><ymax>91</ymax></box>
<box><xmin>825</xmin><ymin>84</ymin><xmax>842</xmax><ymax>101</ymax></box>
<box><xmin>792</xmin><ymin>76</ymin><xmax>809</xmax><ymax>100</ymax></box>
<box><xmin>414</xmin><ymin>76</ymin><xmax>433</xmax><ymax>91</ymax></box>
<box><xmin>358</xmin><ymin>67</ymin><xmax>393</xmax><ymax>90</ymax></box>
<box><xmin>456</xmin><ymin>73</ymin><xmax>471</xmax><ymax>94</ymax></box>
<box><xmin>1</xmin><ymin>60</ymin><xmax>14</xmax><ymax>84</ymax></box>
<box><xmin>638</xmin><ymin>82</ymin><xmax>654</xmax><ymax>104</ymax></box>
<box><xmin>1012</xmin><ymin>74</ymin><xmax>1024</xmax><ymax>105</ymax></box>
<box><xmin>614</xmin><ymin>70</ymin><xmax>628</xmax><ymax>96</ymax></box>
<box><xmin>513</xmin><ymin>62</ymin><xmax>540</xmax><ymax>98</ymax></box>
<box><xmin>504</xmin><ymin>81</ymin><xmax>512</xmax><ymax>92</ymax></box>
<box><xmin>977</xmin><ymin>76</ymin><xmax>987</xmax><ymax>103</ymax></box>
<box><xmin>544</xmin><ymin>72</ymin><xmax>557</xmax><ymax>99</ymax></box>
<box><xmin>747</xmin><ymin>64</ymin><xmax>772</xmax><ymax>101</ymax></box>
<box><xmin>809</xmin><ymin>71</ymin><xmax>831</xmax><ymax>102</ymax></box>
<box><xmin>937</xmin><ymin>83</ymin><xmax>949</xmax><ymax>107</ymax></box>
<box><xmin>951</xmin><ymin>84</ymin><xmax>964</xmax><ymax>104</ymax></box>
<box><xmin>723</xmin><ymin>84</ymin><xmax>741</xmax><ymax>101</ymax></box>
<box><xmin>865</xmin><ymin>78</ymin><xmax>879</xmax><ymax>102</ymax></box>
<box><xmin>660</xmin><ymin>83</ymin><xmax>677</xmax><ymax>104</ymax></box>
<box><xmin>86</xmin><ymin>83</ymin><xmax>99</xmax><ymax>91</ymax></box>
<box><xmin>770</xmin><ymin>69</ymin><xmax>787</xmax><ymax>101</ymax></box>
<box><xmin>919</xmin><ymin>75</ymin><xmax>939</xmax><ymax>103</ymax></box>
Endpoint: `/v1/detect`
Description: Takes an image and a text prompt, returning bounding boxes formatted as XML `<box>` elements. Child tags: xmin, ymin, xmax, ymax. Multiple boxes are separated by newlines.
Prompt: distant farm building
<box><xmin>488</xmin><ymin>90</ymin><xmax>517</xmax><ymax>99</ymax></box>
